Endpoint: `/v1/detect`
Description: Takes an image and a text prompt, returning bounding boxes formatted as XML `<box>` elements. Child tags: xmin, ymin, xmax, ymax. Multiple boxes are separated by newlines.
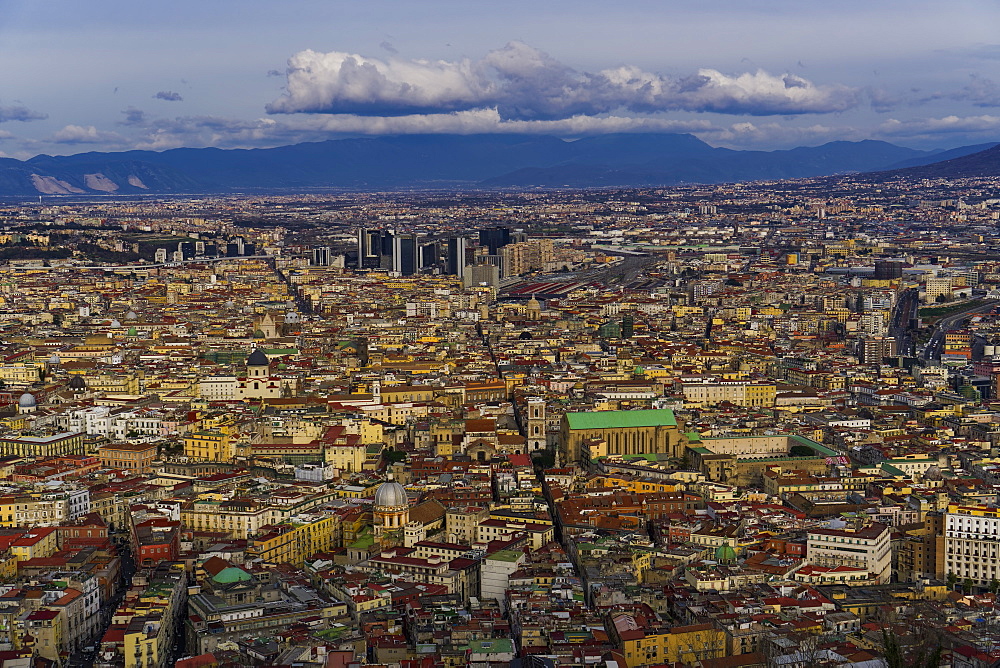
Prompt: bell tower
<box><xmin>527</xmin><ymin>397</ymin><xmax>546</xmax><ymax>452</ymax></box>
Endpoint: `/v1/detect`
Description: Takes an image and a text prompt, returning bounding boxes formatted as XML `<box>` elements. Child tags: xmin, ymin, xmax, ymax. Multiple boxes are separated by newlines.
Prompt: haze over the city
<box><xmin>1</xmin><ymin>0</ymin><xmax>999</xmax><ymax>158</ymax></box>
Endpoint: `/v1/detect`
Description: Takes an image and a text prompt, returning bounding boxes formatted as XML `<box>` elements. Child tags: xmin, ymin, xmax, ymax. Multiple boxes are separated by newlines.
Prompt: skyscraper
<box><xmin>874</xmin><ymin>260</ymin><xmax>904</xmax><ymax>280</ymax></box>
<box><xmin>392</xmin><ymin>234</ymin><xmax>419</xmax><ymax>276</ymax></box>
<box><xmin>445</xmin><ymin>237</ymin><xmax>468</xmax><ymax>275</ymax></box>
<box><xmin>479</xmin><ymin>227</ymin><xmax>511</xmax><ymax>255</ymax></box>
<box><xmin>311</xmin><ymin>246</ymin><xmax>332</xmax><ymax>266</ymax></box>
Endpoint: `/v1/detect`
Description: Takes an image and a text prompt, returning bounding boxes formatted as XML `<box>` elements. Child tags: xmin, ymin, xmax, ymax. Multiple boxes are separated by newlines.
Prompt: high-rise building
<box><xmin>925</xmin><ymin>277</ymin><xmax>954</xmax><ymax>302</ymax></box>
<box><xmin>357</xmin><ymin>229</ymin><xmax>382</xmax><ymax>269</ymax></box>
<box><xmin>446</xmin><ymin>237</ymin><xmax>468</xmax><ymax>275</ymax></box>
<box><xmin>859</xmin><ymin>336</ymin><xmax>897</xmax><ymax>365</ymax></box>
<box><xmin>392</xmin><ymin>234</ymin><xmax>419</xmax><ymax>276</ymax></box>
<box><xmin>499</xmin><ymin>239</ymin><xmax>553</xmax><ymax>277</ymax></box>
<box><xmin>479</xmin><ymin>227</ymin><xmax>511</xmax><ymax>255</ymax></box>
<box><xmin>311</xmin><ymin>246</ymin><xmax>332</xmax><ymax>266</ymax></box>
<box><xmin>419</xmin><ymin>240</ymin><xmax>439</xmax><ymax>271</ymax></box>
<box><xmin>873</xmin><ymin>260</ymin><xmax>904</xmax><ymax>280</ymax></box>
<box><xmin>462</xmin><ymin>264</ymin><xmax>499</xmax><ymax>288</ymax></box>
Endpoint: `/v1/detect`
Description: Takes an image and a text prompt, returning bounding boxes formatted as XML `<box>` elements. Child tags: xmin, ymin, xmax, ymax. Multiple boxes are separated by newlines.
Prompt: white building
<box><xmin>945</xmin><ymin>505</ymin><xmax>1000</xmax><ymax>586</ymax></box>
<box><xmin>480</xmin><ymin>549</ymin><xmax>525</xmax><ymax>611</ymax></box>
<box><xmin>806</xmin><ymin>523</ymin><xmax>891</xmax><ymax>584</ymax></box>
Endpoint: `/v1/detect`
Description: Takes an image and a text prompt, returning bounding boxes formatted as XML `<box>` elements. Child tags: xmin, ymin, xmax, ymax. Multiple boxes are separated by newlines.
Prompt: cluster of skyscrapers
<box><xmin>312</xmin><ymin>227</ymin><xmax>553</xmax><ymax>283</ymax></box>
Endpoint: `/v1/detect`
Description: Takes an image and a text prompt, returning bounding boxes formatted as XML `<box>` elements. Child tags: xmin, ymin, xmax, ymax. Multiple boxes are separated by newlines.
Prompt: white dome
<box><xmin>125</xmin><ymin>310</ymin><xmax>138</xmax><ymax>320</ymax></box>
<box><xmin>374</xmin><ymin>479</ymin><xmax>408</xmax><ymax>508</ymax></box>
<box><xmin>18</xmin><ymin>393</ymin><xmax>36</xmax><ymax>408</ymax></box>
<box><xmin>48</xmin><ymin>354</ymin><xmax>60</xmax><ymax>365</ymax></box>
<box><xmin>110</xmin><ymin>319</ymin><xmax>121</xmax><ymax>328</ymax></box>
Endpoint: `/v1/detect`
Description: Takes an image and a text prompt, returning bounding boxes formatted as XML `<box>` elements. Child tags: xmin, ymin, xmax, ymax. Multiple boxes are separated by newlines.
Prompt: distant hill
<box><xmin>482</xmin><ymin>138</ymin><xmax>931</xmax><ymax>187</ymax></box>
<box><xmin>867</xmin><ymin>143</ymin><xmax>1000</xmax><ymax>180</ymax></box>
<box><xmin>0</xmin><ymin>133</ymin><xmax>972</xmax><ymax>195</ymax></box>
<box><xmin>883</xmin><ymin>142</ymin><xmax>999</xmax><ymax>170</ymax></box>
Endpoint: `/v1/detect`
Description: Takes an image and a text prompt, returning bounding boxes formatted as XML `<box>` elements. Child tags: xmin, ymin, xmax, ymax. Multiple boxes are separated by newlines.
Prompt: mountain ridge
<box><xmin>0</xmin><ymin>133</ymin><xmax>994</xmax><ymax>195</ymax></box>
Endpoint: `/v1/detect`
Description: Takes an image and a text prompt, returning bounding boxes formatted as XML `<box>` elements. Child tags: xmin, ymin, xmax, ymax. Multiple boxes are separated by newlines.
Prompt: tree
<box><xmin>963</xmin><ymin>577</ymin><xmax>975</xmax><ymax>593</ymax></box>
<box><xmin>947</xmin><ymin>572</ymin><xmax>958</xmax><ymax>590</ymax></box>
<box><xmin>880</xmin><ymin>628</ymin><xmax>941</xmax><ymax>668</ymax></box>
<box><xmin>383</xmin><ymin>449</ymin><xmax>406</xmax><ymax>465</ymax></box>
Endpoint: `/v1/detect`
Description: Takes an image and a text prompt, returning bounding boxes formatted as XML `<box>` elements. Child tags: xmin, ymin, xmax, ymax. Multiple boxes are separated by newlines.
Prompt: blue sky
<box><xmin>0</xmin><ymin>0</ymin><xmax>998</xmax><ymax>157</ymax></box>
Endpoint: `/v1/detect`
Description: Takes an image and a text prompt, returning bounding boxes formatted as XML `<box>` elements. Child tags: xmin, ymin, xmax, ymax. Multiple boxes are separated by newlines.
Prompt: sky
<box><xmin>0</xmin><ymin>0</ymin><xmax>999</xmax><ymax>158</ymax></box>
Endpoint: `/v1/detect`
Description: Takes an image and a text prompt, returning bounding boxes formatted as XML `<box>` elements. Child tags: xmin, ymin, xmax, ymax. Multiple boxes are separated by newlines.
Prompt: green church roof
<box><xmin>213</xmin><ymin>566</ymin><xmax>253</xmax><ymax>584</ymax></box>
<box><xmin>715</xmin><ymin>544</ymin><xmax>738</xmax><ymax>564</ymax></box>
<box><xmin>566</xmin><ymin>408</ymin><xmax>676</xmax><ymax>430</ymax></box>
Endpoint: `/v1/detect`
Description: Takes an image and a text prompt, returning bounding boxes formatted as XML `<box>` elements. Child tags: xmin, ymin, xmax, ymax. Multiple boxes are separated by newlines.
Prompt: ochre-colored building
<box><xmin>560</xmin><ymin>409</ymin><xmax>683</xmax><ymax>463</ymax></box>
<box><xmin>99</xmin><ymin>442</ymin><xmax>158</xmax><ymax>473</ymax></box>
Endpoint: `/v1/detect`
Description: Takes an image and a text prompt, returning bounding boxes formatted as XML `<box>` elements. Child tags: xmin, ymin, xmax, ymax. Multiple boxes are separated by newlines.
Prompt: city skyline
<box><xmin>0</xmin><ymin>0</ymin><xmax>999</xmax><ymax>158</ymax></box>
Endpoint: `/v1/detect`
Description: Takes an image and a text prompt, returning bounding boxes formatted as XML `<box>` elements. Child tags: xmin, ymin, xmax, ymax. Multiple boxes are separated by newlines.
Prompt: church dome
<box><xmin>18</xmin><ymin>393</ymin><xmax>35</xmax><ymax>409</ymax></box>
<box><xmin>714</xmin><ymin>544</ymin><xmax>737</xmax><ymax>564</ymax></box>
<box><xmin>247</xmin><ymin>348</ymin><xmax>269</xmax><ymax>367</ymax></box>
<box><xmin>48</xmin><ymin>354</ymin><xmax>60</xmax><ymax>365</ymax></box>
<box><xmin>252</xmin><ymin>329</ymin><xmax>266</xmax><ymax>339</ymax></box>
<box><xmin>110</xmin><ymin>319</ymin><xmax>121</xmax><ymax>328</ymax></box>
<box><xmin>284</xmin><ymin>311</ymin><xmax>300</xmax><ymax>324</ymax></box>
<box><xmin>374</xmin><ymin>478</ymin><xmax>408</xmax><ymax>509</ymax></box>
<box><xmin>68</xmin><ymin>375</ymin><xmax>87</xmax><ymax>390</ymax></box>
<box><xmin>125</xmin><ymin>310</ymin><xmax>138</xmax><ymax>320</ymax></box>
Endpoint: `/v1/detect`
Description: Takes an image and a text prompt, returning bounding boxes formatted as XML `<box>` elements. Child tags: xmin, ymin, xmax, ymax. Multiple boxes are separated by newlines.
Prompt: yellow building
<box><xmin>247</xmin><ymin>513</ymin><xmax>340</xmax><ymax>566</ymax></box>
<box><xmin>681</xmin><ymin>381</ymin><xmax>776</xmax><ymax>408</ymax></box>
<box><xmin>586</xmin><ymin>475</ymin><xmax>682</xmax><ymax>495</ymax></box>
<box><xmin>9</xmin><ymin>526</ymin><xmax>59</xmax><ymax>563</ymax></box>
<box><xmin>24</xmin><ymin>608</ymin><xmax>64</xmax><ymax>663</ymax></box>
<box><xmin>324</xmin><ymin>441</ymin><xmax>371</xmax><ymax>473</ymax></box>
<box><xmin>0</xmin><ymin>362</ymin><xmax>42</xmax><ymax>384</ymax></box>
<box><xmin>184</xmin><ymin>430</ymin><xmax>232</xmax><ymax>462</ymax></box>
<box><xmin>86</xmin><ymin>371</ymin><xmax>141</xmax><ymax>395</ymax></box>
<box><xmin>612</xmin><ymin>619</ymin><xmax>726</xmax><ymax>667</ymax></box>
<box><xmin>0</xmin><ymin>432</ymin><xmax>86</xmax><ymax>458</ymax></box>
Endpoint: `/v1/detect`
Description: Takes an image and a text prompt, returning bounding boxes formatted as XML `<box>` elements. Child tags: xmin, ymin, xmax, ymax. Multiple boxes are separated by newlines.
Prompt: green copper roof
<box><xmin>565</xmin><ymin>408</ymin><xmax>676</xmax><ymax>430</ymax></box>
<box><xmin>715</xmin><ymin>544</ymin><xmax>737</xmax><ymax>564</ymax></box>
<box><xmin>213</xmin><ymin>566</ymin><xmax>253</xmax><ymax>584</ymax></box>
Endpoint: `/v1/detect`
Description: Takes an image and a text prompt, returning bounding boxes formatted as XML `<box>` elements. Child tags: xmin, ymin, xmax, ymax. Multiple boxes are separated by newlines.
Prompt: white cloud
<box><xmin>50</xmin><ymin>125</ymin><xmax>125</xmax><ymax>144</ymax></box>
<box><xmin>266</xmin><ymin>49</ymin><xmax>492</xmax><ymax>116</ymax></box>
<box><xmin>125</xmin><ymin>109</ymin><xmax>719</xmax><ymax>151</ymax></box>
<box><xmin>876</xmin><ymin>114</ymin><xmax>1000</xmax><ymax>137</ymax></box>
<box><xmin>699</xmin><ymin>121</ymin><xmax>862</xmax><ymax>148</ymax></box>
<box><xmin>268</xmin><ymin>42</ymin><xmax>864</xmax><ymax>119</ymax></box>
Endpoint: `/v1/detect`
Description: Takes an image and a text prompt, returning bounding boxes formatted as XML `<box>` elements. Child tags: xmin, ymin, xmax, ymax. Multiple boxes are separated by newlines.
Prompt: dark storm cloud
<box><xmin>154</xmin><ymin>91</ymin><xmax>184</xmax><ymax>102</ymax></box>
<box><xmin>119</xmin><ymin>107</ymin><xmax>148</xmax><ymax>126</ymax></box>
<box><xmin>0</xmin><ymin>104</ymin><xmax>47</xmax><ymax>122</ymax></box>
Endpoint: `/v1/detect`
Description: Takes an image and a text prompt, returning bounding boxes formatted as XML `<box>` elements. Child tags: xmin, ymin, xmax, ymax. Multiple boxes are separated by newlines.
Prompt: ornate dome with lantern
<box><xmin>374</xmin><ymin>477</ymin><xmax>408</xmax><ymax>509</ymax></box>
<box><xmin>373</xmin><ymin>475</ymin><xmax>410</xmax><ymax>544</ymax></box>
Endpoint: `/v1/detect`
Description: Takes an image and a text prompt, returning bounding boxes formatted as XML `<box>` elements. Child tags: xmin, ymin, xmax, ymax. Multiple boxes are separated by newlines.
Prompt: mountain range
<box><xmin>0</xmin><ymin>133</ymin><xmax>997</xmax><ymax>196</ymax></box>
